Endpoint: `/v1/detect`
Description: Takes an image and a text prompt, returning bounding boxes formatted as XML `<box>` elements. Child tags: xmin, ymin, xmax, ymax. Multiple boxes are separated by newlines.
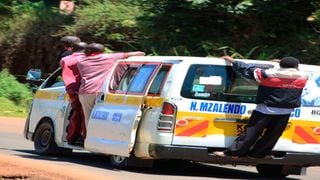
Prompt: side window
<box><xmin>117</xmin><ymin>67</ymin><xmax>138</xmax><ymax>92</ymax></box>
<box><xmin>127</xmin><ymin>64</ymin><xmax>158</xmax><ymax>94</ymax></box>
<box><xmin>148</xmin><ymin>66</ymin><xmax>171</xmax><ymax>95</ymax></box>
<box><xmin>110</xmin><ymin>63</ymin><xmax>130</xmax><ymax>91</ymax></box>
<box><xmin>43</xmin><ymin>68</ymin><xmax>65</xmax><ymax>88</ymax></box>
<box><xmin>181</xmin><ymin>64</ymin><xmax>258</xmax><ymax>103</ymax></box>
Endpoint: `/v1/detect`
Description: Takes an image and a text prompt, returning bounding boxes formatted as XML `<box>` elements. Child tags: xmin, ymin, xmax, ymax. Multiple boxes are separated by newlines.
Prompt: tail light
<box><xmin>157</xmin><ymin>102</ymin><xmax>176</xmax><ymax>132</ymax></box>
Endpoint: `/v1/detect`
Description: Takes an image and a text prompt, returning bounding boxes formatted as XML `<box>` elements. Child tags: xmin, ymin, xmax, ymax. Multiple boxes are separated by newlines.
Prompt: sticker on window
<box><xmin>192</xmin><ymin>84</ymin><xmax>205</xmax><ymax>92</ymax></box>
<box><xmin>199</xmin><ymin>76</ymin><xmax>222</xmax><ymax>85</ymax></box>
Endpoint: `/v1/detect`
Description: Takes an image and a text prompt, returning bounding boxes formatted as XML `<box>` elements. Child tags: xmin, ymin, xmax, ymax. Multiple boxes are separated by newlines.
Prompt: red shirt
<box><xmin>60</xmin><ymin>52</ymin><xmax>85</xmax><ymax>93</ymax></box>
<box><xmin>77</xmin><ymin>53</ymin><xmax>125</xmax><ymax>94</ymax></box>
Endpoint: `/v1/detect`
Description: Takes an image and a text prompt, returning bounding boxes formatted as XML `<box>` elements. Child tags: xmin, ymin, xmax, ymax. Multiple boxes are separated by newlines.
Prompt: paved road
<box><xmin>0</xmin><ymin>116</ymin><xmax>318</xmax><ymax>180</ymax></box>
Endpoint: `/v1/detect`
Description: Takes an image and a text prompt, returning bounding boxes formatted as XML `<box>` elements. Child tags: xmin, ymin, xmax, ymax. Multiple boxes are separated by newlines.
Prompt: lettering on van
<box><xmin>92</xmin><ymin>110</ymin><xmax>109</xmax><ymax>120</ymax></box>
<box><xmin>189</xmin><ymin>101</ymin><xmax>246</xmax><ymax>115</ymax></box>
<box><xmin>112</xmin><ymin>113</ymin><xmax>122</xmax><ymax>122</ymax></box>
<box><xmin>290</xmin><ymin>109</ymin><xmax>301</xmax><ymax>118</ymax></box>
<box><xmin>311</xmin><ymin>109</ymin><xmax>320</xmax><ymax>116</ymax></box>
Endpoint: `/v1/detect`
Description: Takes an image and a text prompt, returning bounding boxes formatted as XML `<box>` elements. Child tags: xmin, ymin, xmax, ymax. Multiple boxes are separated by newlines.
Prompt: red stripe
<box><xmin>295</xmin><ymin>126</ymin><xmax>319</xmax><ymax>144</ymax></box>
<box><xmin>176</xmin><ymin>121</ymin><xmax>208</xmax><ymax>136</ymax></box>
<box><xmin>260</xmin><ymin>77</ymin><xmax>307</xmax><ymax>89</ymax></box>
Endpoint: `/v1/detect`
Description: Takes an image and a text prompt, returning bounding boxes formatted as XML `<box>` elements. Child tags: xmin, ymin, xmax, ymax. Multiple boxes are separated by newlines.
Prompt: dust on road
<box><xmin>0</xmin><ymin>116</ymin><xmax>111</xmax><ymax>180</ymax></box>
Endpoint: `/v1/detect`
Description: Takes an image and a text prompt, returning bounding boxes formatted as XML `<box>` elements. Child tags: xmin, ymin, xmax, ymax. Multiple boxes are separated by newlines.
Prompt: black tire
<box><xmin>109</xmin><ymin>155</ymin><xmax>127</xmax><ymax>168</ymax></box>
<box><xmin>256</xmin><ymin>164</ymin><xmax>288</xmax><ymax>178</ymax></box>
<box><xmin>34</xmin><ymin>121</ymin><xmax>72</xmax><ymax>155</ymax></box>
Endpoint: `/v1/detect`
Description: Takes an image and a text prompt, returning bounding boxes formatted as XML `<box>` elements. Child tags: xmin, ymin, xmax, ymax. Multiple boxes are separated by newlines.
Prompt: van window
<box><xmin>127</xmin><ymin>64</ymin><xmax>158</xmax><ymax>94</ymax></box>
<box><xmin>43</xmin><ymin>68</ymin><xmax>64</xmax><ymax>88</ymax></box>
<box><xmin>148</xmin><ymin>66</ymin><xmax>170</xmax><ymax>95</ymax></box>
<box><xmin>116</xmin><ymin>67</ymin><xmax>138</xmax><ymax>92</ymax></box>
<box><xmin>181</xmin><ymin>64</ymin><xmax>258</xmax><ymax>103</ymax></box>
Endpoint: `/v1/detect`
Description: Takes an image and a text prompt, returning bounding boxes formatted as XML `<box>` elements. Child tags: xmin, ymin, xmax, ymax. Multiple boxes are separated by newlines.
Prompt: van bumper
<box><xmin>149</xmin><ymin>144</ymin><xmax>320</xmax><ymax>166</ymax></box>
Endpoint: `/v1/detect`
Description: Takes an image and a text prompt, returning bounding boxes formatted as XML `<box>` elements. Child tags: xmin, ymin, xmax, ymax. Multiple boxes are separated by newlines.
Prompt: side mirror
<box><xmin>26</xmin><ymin>68</ymin><xmax>42</xmax><ymax>81</ymax></box>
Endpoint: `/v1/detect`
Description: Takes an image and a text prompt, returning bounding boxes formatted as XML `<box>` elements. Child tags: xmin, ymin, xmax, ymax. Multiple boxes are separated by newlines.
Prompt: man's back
<box><xmin>77</xmin><ymin>53</ymin><xmax>125</xmax><ymax>94</ymax></box>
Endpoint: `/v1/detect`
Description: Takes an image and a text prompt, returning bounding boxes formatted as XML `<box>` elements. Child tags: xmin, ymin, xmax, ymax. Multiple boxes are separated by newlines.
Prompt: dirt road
<box><xmin>0</xmin><ymin>117</ymin><xmax>111</xmax><ymax>180</ymax></box>
<box><xmin>1</xmin><ymin>116</ymin><xmax>319</xmax><ymax>180</ymax></box>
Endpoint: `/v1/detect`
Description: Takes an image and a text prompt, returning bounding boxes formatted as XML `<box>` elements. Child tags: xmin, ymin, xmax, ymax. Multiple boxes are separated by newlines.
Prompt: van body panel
<box><xmin>25</xmin><ymin>56</ymin><xmax>320</xmax><ymax>170</ymax></box>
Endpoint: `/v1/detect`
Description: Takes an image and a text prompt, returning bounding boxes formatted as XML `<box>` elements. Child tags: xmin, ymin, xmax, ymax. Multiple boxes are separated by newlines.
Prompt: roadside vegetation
<box><xmin>0</xmin><ymin>69</ymin><xmax>32</xmax><ymax>117</ymax></box>
<box><xmin>0</xmin><ymin>0</ymin><xmax>319</xmax><ymax>117</ymax></box>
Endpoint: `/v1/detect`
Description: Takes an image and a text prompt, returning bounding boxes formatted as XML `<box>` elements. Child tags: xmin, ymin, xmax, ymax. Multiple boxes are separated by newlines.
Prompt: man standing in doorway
<box><xmin>60</xmin><ymin>41</ymin><xmax>87</xmax><ymax>146</ymax></box>
<box><xmin>214</xmin><ymin>56</ymin><xmax>308</xmax><ymax>158</ymax></box>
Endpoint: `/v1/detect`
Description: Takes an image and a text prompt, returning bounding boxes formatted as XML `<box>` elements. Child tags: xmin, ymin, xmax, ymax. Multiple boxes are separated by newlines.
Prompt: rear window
<box><xmin>301</xmin><ymin>72</ymin><xmax>320</xmax><ymax>107</ymax></box>
<box><xmin>181</xmin><ymin>64</ymin><xmax>258</xmax><ymax>103</ymax></box>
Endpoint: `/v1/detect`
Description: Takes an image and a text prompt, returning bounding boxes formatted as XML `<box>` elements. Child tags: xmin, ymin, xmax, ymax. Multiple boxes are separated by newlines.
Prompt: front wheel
<box><xmin>34</xmin><ymin>121</ymin><xmax>71</xmax><ymax>155</ymax></box>
<box><xmin>256</xmin><ymin>164</ymin><xmax>288</xmax><ymax>178</ymax></box>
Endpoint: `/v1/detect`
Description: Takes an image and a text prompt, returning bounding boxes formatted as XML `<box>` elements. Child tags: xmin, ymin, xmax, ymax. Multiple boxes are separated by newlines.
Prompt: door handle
<box><xmin>96</xmin><ymin>92</ymin><xmax>105</xmax><ymax>103</ymax></box>
<box><xmin>142</xmin><ymin>103</ymin><xmax>152</xmax><ymax>109</ymax></box>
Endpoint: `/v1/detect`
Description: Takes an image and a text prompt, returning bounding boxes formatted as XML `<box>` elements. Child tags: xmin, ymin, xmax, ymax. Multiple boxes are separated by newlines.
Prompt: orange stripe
<box><xmin>292</xmin><ymin>133</ymin><xmax>307</xmax><ymax>144</ymax></box>
<box><xmin>176</xmin><ymin>121</ymin><xmax>208</xmax><ymax>136</ymax></box>
<box><xmin>295</xmin><ymin>126</ymin><xmax>319</xmax><ymax>144</ymax></box>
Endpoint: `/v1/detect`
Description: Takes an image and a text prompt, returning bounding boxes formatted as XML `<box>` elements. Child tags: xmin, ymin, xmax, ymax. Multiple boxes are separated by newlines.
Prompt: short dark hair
<box><xmin>84</xmin><ymin>43</ymin><xmax>104</xmax><ymax>56</ymax></box>
<box><xmin>279</xmin><ymin>57</ymin><xmax>300</xmax><ymax>68</ymax></box>
<box><xmin>60</xmin><ymin>36</ymin><xmax>81</xmax><ymax>48</ymax></box>
<box><xmin>73</xmin><ymin>42</ymin><xmax>87</xmax><ymax>52</ymax></box>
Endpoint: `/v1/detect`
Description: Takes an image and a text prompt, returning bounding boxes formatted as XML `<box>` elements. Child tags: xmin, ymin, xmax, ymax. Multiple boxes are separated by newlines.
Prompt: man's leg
<box><xmin>225</xmin><ymin>111</ymin><xmax>271</xmax><ymax>157</ymax></box>
<box><xmin>248</xmin><ymin>114</ymin><xmax>290</xmax><ymax>158</ymax></box>
<box><xmin>66</xmin><ymin>93</ymin><xmax>84</xmax><ymax>143</ymax></box>
<box><xmin>79</xmin><ymin>93</ymin><xmax>97</xmax><ymax>129</ymax></box>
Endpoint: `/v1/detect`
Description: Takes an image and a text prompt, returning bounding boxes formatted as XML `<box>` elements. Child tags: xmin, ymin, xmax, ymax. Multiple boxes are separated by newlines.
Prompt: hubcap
<box><xmin>113</xmin><ymin>155</ymin><xmax>125</xmax><ymax>164</ymax></box>
<box><xmin>40</xmin><ymin>129</ymin><xmax>51</xmax><ymax>147</ymax></box>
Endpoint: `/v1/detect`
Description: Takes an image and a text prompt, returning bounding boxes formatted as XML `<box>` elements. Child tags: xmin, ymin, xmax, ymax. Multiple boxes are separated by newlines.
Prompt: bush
<box><xmin>0</xmin><ymin>69</ymin><xmax>32</xmax><ymax>107</ymax></box>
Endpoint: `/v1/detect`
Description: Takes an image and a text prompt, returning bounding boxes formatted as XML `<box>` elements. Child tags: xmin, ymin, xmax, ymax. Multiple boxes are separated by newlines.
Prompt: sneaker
<box><xmin>213</xmin><ymin>151</ymin><xmax>240</xmax><ymax>159</ymax></box>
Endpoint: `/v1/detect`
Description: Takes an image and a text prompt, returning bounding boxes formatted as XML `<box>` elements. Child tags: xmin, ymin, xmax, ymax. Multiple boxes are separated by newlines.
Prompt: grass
<box><xmin>0</xmin><ymin>97</ymin><xmax>29</xmax><ymax>118</ymax></box>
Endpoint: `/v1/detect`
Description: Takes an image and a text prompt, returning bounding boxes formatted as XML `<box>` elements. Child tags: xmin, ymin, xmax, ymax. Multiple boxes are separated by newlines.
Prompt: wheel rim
<box><xmin>112</xmin><ymin>155</ymin><xmax>125</xmax><ymax>164</ymax></box>
<box><xmin>39</xmin><ymin>128</ymin><xmax>51</xmax><ymax>147</ymax></box>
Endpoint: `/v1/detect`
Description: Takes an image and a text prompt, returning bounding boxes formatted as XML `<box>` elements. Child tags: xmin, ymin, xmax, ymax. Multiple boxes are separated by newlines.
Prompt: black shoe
<box><xmin>247</xmin><ymin>154</ymin><xmax>272</xmax><ymax>159</ymax></box>
<box><xmin>68</xmin><ymin>136</ymin><xmax>84</xmax><ymax>146</ymax></box>
<box><xmin>74</xmin><ymin>136</ymin><xmax>84</xmax><ymax>146</ymax></box>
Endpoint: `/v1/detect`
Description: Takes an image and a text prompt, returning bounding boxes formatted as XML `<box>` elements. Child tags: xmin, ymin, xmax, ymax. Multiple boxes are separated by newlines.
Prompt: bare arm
<box><xmin>124</xmin><ymin>51</ymin><xmax>145</xmax><ymax>58</ymax></box>
<box><xmin>221</xmin><ymin>55</ymin><xmax>236</xmax><ymax>63</ymax></box>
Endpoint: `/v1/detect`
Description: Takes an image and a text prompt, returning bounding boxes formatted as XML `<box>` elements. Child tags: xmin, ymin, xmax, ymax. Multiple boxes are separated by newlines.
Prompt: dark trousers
<box><xmin>66</xmin><ymin>93</ymin><xmax>86</xmax><ymax>142</ymax></box>
<box><xmin>226</xmin><ymin>110</ymin><xmax>290</xmax><ymax>157</ymax></box>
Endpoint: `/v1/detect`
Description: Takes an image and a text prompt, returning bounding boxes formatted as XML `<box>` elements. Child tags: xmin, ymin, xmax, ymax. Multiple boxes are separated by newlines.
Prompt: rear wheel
<box><xmin>256</xmin><ymin>164</ymin><xmax>288</xmax><ymax>178</ymax></box>
<box><xmin>34</xmin><ymin>121</ymin><xmax>71</xmax><ymax>155</ymax></box>
<box><xmin>109</xmin><ymin>155</ymin><xmax>126</xmax><ymax>168</ymax></box>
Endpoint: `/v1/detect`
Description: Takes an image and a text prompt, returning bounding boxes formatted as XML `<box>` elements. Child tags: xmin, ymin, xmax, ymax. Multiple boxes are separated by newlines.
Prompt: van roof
<box><xmin>125</xmin><ymin>56</ymin><xmax>319</xmax><ymax>72</ymax></box>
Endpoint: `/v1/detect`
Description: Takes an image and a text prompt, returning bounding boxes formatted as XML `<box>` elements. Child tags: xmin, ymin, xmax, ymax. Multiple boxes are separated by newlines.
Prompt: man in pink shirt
<box><xmin>60</xmin><ymin>42</ymin><xmax>87</xmax><ymax>146</ymax></box>
<box><xmin>77</xmin><ymin>43</ymin><xmax>145</xmax><ymax>130</ymax></box>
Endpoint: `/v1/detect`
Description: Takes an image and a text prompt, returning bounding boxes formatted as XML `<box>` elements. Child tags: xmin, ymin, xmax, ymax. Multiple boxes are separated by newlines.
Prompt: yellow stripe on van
<box><xmin>35</xmin><ymin>91</ymin><xmax>67</xmax><ymax>100</ymax></box>
<box><xmin>105</xmin><ymin>94</ymin><xmax>125</xmax><ymax>104</ymax></box>
<box><xmin>145</xmin><ymin>97</ymin><xmax>166</xmax><ymax>107</ymax></box>
<box><xmin>126</xmin><ymin>96</ymin><xmax>143</xmax><ymax>105</ymax></box>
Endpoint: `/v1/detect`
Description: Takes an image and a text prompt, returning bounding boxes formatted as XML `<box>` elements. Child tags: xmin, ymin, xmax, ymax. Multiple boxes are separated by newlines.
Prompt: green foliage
<box><xmin>0</xmin><ymin>97</ymin><xmax>28</xmax><ymax>118</ymax></box>
<box><xmin>0</xmin><ymin>69</ymin><xmax>32</xmax><ymax>107</ymax></box>
<box><xmin>63</xmin><ymin>0</ymin><xmax>142</xmax><ymax>50</ymax></box>
<box><xmin>0</xmin><ymin>0</ymin><xmax>320</xmax><ymax>79</ymax></box>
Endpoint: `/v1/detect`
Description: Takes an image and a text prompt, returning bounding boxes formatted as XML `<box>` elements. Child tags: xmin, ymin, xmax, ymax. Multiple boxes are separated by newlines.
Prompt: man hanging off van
<box><xmin>214</xmin><ymin>56</ymin><xmax>308</xmax><ymax>158</ymax></box>
<box><xmin>77</xmin><ymin>43</ymin><xmax>145</xmax><ymax>133</ymax></box>
<box><xmin>60</xmin><ymin>41</ymin><xmax>87</xmax><ymax>146</ymax></box>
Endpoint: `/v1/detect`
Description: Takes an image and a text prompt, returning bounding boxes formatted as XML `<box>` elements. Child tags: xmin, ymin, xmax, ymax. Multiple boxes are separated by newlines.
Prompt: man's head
<box><xmin>279</xmin><ymin>57</ymin><xmax>300</xmax><ymax>69</ymax></box>
<box><xmin>73</xmin><ymin>42</ymin><xmax>87</xmax><ymax>52</ymax></box>
<box><xmin>84</xmin><ymin>43</ymin><xmax>105</xmax><ymax>56</ymax></box>
<box><xmin>60</xmin><ymin>36</ymin><xmax>81</xmax><ymax>49</ymax></box>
